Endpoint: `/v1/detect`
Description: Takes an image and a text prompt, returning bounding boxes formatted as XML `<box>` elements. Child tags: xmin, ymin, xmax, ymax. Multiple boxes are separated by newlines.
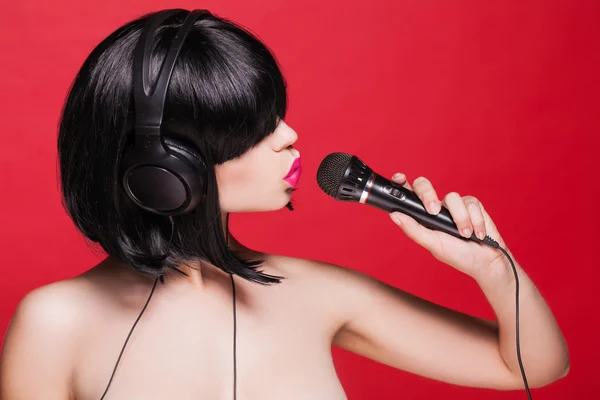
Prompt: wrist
<box><xmin>474</xmin><ymin>256</ymin><xmax>519</xmax><ymax>291</ymax></box>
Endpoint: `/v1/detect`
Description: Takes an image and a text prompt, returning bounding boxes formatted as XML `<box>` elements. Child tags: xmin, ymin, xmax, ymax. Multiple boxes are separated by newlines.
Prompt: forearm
<box><xmin>475</xmin><ymin>256</ymin><xmax>569</xmax><ymax>387</ymax></box>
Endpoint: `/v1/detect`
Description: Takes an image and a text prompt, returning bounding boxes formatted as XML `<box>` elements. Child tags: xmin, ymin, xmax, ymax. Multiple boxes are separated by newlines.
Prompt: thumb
<box><xmin>390</xmin><ymin>212</ymin><xmax>436</xmax><ymax>249</ymax></box>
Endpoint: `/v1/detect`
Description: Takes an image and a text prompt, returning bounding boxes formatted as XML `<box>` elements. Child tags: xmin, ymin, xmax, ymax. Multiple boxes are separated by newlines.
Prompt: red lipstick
<box><xmin>284</xmin><ymin>157</ymin><xmax>302</xmax><ymax>187</ymax></box>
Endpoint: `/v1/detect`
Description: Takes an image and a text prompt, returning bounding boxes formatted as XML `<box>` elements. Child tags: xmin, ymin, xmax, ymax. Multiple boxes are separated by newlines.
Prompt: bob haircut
<box><xmin>57</xmin><ymin>9</ymin><xmax>288</xmax><ymax>284</ymax></box>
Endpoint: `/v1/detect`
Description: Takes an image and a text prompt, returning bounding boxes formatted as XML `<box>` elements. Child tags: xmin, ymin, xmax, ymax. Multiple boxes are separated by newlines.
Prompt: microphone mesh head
<box><xmin>316</xmin><ymin>152</ymin><xmax>353</xmax><ymax>198</ymax></box>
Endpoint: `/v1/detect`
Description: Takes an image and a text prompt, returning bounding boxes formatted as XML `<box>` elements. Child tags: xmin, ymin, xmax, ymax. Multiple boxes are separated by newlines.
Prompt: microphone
<box><xmin>316</xmin><ymin>152</ymin><xmax>484</xmax><ymax>245</ymax></box>
<box><xmin>316</xmin><ymin>153</ymin><xmax>535</xmax><ymax>400</ymax></box>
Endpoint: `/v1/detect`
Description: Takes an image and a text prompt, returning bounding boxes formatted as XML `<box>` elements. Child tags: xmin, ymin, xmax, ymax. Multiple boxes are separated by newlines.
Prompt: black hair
<box><xmin>57</xmin><ymin>9</ymin><xmax>288</xmax><ymax>284</ymax></box>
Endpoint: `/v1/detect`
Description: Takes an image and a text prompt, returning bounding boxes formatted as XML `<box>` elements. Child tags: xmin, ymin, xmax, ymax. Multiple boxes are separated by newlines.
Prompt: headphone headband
<box><xmin>133</xmin><ymin>9</ymin><xmax>208</xmax><ymax>134</ymax></box>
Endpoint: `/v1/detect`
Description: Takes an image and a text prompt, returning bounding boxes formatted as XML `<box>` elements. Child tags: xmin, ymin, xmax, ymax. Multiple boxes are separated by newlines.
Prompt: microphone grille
<box><xmin>316</xmin><ymin>152</ymin><xmax>353</xmax><ymax>198</ymax></box>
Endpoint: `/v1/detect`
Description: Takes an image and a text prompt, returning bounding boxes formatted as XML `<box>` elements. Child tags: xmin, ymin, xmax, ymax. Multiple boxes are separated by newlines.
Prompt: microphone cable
<box><xmin>481</xmin><ymin>235</ymin><xmax>532</xmax><ymax>400</ymax></box>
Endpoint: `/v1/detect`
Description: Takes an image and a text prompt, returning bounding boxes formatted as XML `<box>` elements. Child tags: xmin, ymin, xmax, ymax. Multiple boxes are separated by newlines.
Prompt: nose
<box><xmin>286</xmin><ymin>129</ymin><xmax>300</xmax><ymax>157</ymax></box>
<box><xmin>276</xmin><ymin>120</ymin><xmax>299</xmax><ymax>151</ymax></box>
<box><xmin>284</xmin><ymin>122</ymin><xmax>298</xmax><ymax>147</ymax></box>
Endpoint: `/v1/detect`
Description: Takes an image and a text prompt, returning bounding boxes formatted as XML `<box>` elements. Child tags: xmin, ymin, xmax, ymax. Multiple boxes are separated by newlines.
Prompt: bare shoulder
<box><xmin>0</xmin><ymin>262</ymin><xmax>126</xmax><ymax>399</ymax></box>
<box><xmin>262</xmin><ymin>254</ymin><xmax>380</xmax><ymax>326</ymax></box>
<box><xmin>8</xmin><ymin>275</ymin><xmax>92</xmax><ymax>329</ymax></box>
<box><xmin>0</xmin><ymin>271</ymin><xmax>98</xmax><ymax>399</ymax></box>
<box><xmin>266</xmin><ymin>254</ymin><xmax>378</xmax><ymax>289</ymax></box>
<box><xmin>3</xmin><ymin>263</ymin><xmax>116</xmax><ymax>339</ymax></box>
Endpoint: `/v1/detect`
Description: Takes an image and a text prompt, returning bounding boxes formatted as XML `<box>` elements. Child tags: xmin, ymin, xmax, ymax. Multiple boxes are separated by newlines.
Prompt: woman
<box><xmin>0</xmin><ymin>8</ymin><xmax>569</xmax><ymax>400</ymax></box>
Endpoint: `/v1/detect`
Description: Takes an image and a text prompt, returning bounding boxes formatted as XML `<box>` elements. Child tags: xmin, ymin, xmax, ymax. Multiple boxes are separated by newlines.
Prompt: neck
<box><xmin>163</xmin><ymin>212</ymin><xmax>252</xmax><ymax>287</ymax></box>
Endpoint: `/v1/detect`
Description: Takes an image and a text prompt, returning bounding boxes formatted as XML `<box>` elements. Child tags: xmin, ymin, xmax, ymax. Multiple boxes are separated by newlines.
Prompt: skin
<box><xmin>0</xmin><ymin>120</ymin><xmax>569</xmax><ymax>399</ymax></box>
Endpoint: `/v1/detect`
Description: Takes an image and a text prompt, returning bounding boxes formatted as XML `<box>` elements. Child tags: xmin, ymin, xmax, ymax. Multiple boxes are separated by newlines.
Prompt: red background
<box><xmin>1</xmin><ymin>0</ymin><xmax>598</xmax><ymax>398</ymax></box>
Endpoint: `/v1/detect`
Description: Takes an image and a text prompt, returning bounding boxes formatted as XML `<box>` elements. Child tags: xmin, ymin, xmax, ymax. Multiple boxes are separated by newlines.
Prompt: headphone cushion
<box><xmin>163</xmin><ymin>137</ymin><xmax>206</xmax><ymax>169</ymax></box>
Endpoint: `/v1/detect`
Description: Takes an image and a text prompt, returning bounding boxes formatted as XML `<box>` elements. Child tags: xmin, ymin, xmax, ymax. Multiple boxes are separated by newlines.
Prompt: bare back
<box><xmin>2</xmin><ymin>254</ymin><xmax>351</xmax><ymax>400</ymax></box>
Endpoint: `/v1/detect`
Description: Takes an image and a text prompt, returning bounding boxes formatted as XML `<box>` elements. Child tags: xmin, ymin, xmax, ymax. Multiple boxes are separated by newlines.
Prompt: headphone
<box><xmin>120</xmin><ymin>9</ymin><xmax>210</xmax><ymax>216</ymax></box>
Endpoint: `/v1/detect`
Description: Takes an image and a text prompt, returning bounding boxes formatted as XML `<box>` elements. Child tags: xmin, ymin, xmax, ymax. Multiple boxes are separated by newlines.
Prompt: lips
<box><xmin>284</xmin><ymin>157</ymin><xmax>302</xmax><ymax>187</ymax></box>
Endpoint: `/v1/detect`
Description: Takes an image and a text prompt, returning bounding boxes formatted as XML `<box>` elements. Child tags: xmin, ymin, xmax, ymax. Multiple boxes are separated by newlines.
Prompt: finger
<box><xmin>479</xmin><ymin>203</ymin><xmax>498</xmax><ymax>232</ymax></box>
<box><xmin>442</xmin><ymin>192</ymin><xmax>473</xmax><ymax>238</ymax></box>
<box><xmin>391</xmin><ymin>173</ymin><xmax>412</xmax><ymax>190</ymax></box>
<box><xmin>390</xmin><ymin>212</ymin><xmax>437</xmax><ymax>249</ymax></box>
<box><xmin>412</xmin><ymin>177</ymin><xmax>442</xmax><ymax>215</ymax></box>
<box><xmin>464</xmin><ymin>197</ymin><xmax>486</xmax><ymax>240</ymax></box>
<box><xmin>478</xmin><ymin>203</ymin><xmax>505</xmax><ymax>246</ymax></box>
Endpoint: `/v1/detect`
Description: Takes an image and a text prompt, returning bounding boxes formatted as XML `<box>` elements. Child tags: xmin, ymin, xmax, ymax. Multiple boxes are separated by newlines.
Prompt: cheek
<box><xmin>215</xmin><ymin>156</ymin><xmax>274</xmax><ymax>206</ymax></box>
<box><xmin>216</xmin><ymin>164</ymin><xmax>246</xmax><ymax>198</ymax></box>
<box><xmin>218</xmin><ymin>158</ymin><xmax>263</xmax><ymax>188</ymax></box>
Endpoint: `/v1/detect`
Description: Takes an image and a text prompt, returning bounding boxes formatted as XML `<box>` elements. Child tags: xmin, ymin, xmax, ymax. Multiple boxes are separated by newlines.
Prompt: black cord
<box><xmin>225</xmin><ymin>212</ymin><xmax>237</xmax><ymax>400</ymax></box>
<box><xmin>230</xmin><ymin>272</ymin><xmax>237</xmax><ymax>400</ymax></box>
<box><xmin>99</xmin><ymin>277</ymin><xmax>159</xmax><ymax>400</ymax></box>
<box><xmin>482</xmin><ymin>235</ymin><xmax>532</xmax><ymax>400</ymax></box>
<box><xmin>100</xmin><ymin>214</ymin><xmax>237</xmax><ymax>400</ymax></box>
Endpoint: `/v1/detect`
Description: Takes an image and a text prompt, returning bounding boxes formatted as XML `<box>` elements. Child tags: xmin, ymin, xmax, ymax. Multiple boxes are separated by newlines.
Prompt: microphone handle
<box><xmin>365</xmin><ymin>174</ymin><xmax>483</xmax><ymax>244</ymax></box>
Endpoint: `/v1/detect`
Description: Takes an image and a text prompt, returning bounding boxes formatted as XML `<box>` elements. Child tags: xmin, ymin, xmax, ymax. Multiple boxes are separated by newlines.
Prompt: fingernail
<box><xmin>429</xmin><ymin>202</ymin><xmax>441</xmax><ymax>214</ymax></box>
<box><xmin>462</xmin><ymin>228</ymin><xmax>471</xmax><ymax>237</ymax></box>
<box><xmin>390</xmin><ymin>213</ymin><xmax>402</xmax><ymax>225</ymax></box>
<box><xmin>393</xmin><ymin>173</ymin><xmax>404</xmax><ymax>180</ymax></box>
<box><xmin>477</xmin><ymin>231</ymin><xmax>485</xmax><ymax>240</ymax></box>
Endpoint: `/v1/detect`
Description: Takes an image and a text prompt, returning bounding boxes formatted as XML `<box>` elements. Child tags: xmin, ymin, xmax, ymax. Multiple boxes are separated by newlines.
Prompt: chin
<box><xmin>283</xmin><ymin>189</ymin><xmax>295</xmax><ymax>210</ymax></box>
<box><xmin>268</xmin><ymin>190</ymin><xmax>295</xmax><ymax>211</ymax></box>
<box><xmin>223</xmin><ymin>190</ymin><xmax>295</xmax><ymax>213</ymax></box>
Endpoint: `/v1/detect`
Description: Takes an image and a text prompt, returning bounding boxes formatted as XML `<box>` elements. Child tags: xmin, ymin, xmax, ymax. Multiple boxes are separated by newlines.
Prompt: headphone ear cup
<box><xmin>120</xmin><ymin>136</ymin><xmax>207</xmax><ymax>215</ymax></box>
<box><xmin>163</xmin><ymin>137</ymin><xmax>207</xmax><ymax>170</ymax></box>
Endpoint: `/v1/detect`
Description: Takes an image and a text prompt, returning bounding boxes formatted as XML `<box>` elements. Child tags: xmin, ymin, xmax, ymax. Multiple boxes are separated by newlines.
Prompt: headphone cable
<box><xmin>225</xmin><ymin>213</ymin><xmax>238</xmax><ymax>400</ymax></box>
<box><xmin>98</xmin><ymin>277</ymin><xmax>159</xmax><ymax>400</ymax></box>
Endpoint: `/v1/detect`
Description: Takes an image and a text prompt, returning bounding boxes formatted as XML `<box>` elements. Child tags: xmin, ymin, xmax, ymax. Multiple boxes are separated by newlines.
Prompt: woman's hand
<box><xmin>388</xmin><ymin>173</ymin><xmax>514</xmax><ymax>281</ymax></box>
